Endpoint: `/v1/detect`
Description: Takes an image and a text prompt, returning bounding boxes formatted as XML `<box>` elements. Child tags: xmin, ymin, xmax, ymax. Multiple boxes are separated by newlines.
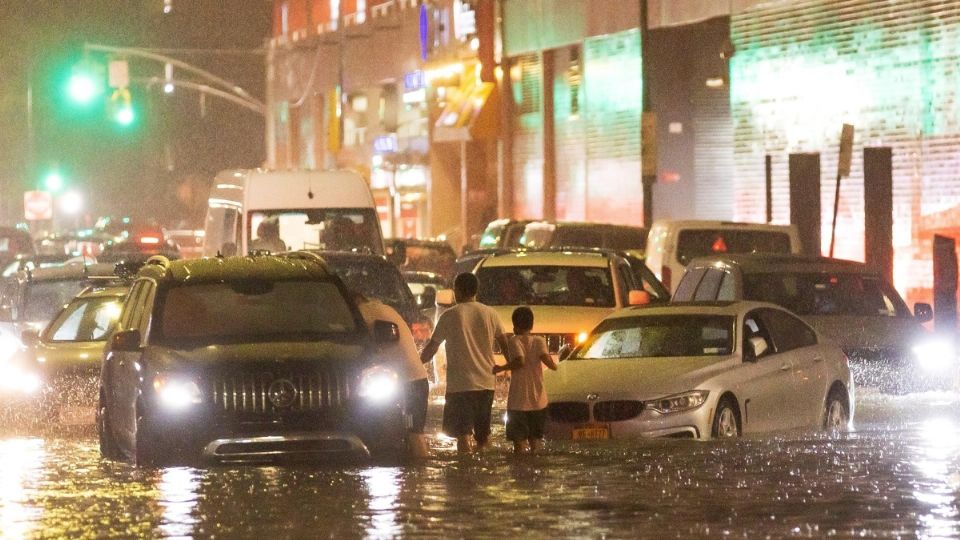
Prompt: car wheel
<box><xmin>97</xmin><ymin>395</ymin><xmax>121</xmax><ymax>460</ymax></box>
<box><xmin>711</xmin><ymin>397</ymin><xmax>740</xmax><ymax>439</ymax></box>
<box><xmin>824</xmin><ymin>390</ymin><xmax>849</xmax><ymax>431</ymax></box>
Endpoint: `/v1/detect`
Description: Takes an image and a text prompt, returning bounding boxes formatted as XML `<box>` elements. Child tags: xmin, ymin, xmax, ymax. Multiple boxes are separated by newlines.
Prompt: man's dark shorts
<box><xmin>442</xmin><ymin>390</ymin><xmax>496</xmax><ymax>443</ymax></box>
<box><xmin>405</xmin><ymin>378</ymin><xmax>430</xmax><ymax>434</ymax></box>
<box><xmin>505</xmin><ymin>409</ymin><xmax>547</xmax><ymax>441</ymax></box>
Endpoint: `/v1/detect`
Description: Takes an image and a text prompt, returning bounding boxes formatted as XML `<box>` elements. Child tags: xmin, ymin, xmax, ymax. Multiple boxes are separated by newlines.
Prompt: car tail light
<box><xmin>139</xmin><ymin>236</ymin><xmax>161</xmax><ymax>245</ymax></box>
<box><xmin>661</xmin><ymin>265</ymin><xmax>671</xmax><ymax>290</ymax></box>
<box><xmin>411</xmin><ymin>320</ymin><xmax>432</xmax><ymax>345</ymax></box>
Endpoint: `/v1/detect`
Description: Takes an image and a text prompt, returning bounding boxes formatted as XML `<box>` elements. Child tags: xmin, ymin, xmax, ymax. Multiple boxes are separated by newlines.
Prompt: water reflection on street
<box><xmin>1</xmin><ymin>390</ymin><xmax>959</xmax><ymax>538</ymax></box>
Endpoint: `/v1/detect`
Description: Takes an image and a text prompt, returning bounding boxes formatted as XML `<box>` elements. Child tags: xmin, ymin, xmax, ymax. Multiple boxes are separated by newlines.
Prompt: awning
<box><xmin>432</xmin><ymin>81</ymin><xmax>499</xmax><ymax>143</ymax></box>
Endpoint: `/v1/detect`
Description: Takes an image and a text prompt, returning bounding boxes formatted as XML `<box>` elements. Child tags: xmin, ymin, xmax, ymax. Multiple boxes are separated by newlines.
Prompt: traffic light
<box><xmin>66</xmin><ymin>66</ymin><xmax>104</xmax><ymax>106</ymax></box>
<box><xmin>43</xmin><ymin>170</ymin><xmax>65</xmax><ymax>193</ymax></box>
<box><xmin>109</xmin><ymin>88</ymin><xmax>136</xmax><ymax>127</ymax></box>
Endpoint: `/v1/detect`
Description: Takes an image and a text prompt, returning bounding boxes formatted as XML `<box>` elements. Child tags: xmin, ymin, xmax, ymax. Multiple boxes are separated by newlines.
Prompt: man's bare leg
<box><xmin>456</xmin><ymin>435</ymin><xmax>474</xmax><ymax>454</ymax></box>
<box><xmin>529</xmin><ymin>438</ymin><xmax>541</xmax><ymax>453</ymax></box>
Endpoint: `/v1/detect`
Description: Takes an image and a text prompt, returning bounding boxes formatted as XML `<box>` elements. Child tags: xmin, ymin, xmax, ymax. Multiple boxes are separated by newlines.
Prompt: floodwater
<box><xmin>1</xmin><ymin>391</ymin><xmax>959</xmax><ymax>538</ymax></box>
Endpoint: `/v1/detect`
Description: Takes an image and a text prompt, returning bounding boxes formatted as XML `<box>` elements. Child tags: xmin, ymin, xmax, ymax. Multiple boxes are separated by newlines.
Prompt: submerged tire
<box><xmin>711</xmin><ymin>396</ymin><xmax>741</xmax><ymax>439</ymax></box>
<box><xmin>824</xmin><ymin>389</ymin><xmax>849</xmax><ymax>431</ymax></box>
<box><xmin>97</xmin><ymin>397</ymin><xmax>121</xmax><ymax>460</ymax></box>
<box><xmin>135</xmin><ymin>410</ymin><xmax>164</xmax><ymax>468</ymax></box>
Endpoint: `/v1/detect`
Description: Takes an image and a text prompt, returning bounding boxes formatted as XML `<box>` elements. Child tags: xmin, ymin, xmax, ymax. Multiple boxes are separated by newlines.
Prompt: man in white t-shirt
<box><xmin>420</xmin><ymin>272</ymin><xmax>509</xmax><ymax>454</ymax></box>
<box><xmin>355</xmin><ymin>293</ymin><xmax>431</xmax><ymax>458</ymax></box>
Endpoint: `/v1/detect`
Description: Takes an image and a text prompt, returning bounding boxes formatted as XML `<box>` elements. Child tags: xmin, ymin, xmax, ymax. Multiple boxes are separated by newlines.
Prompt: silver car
<box><xmin>545</xmin><ymin>301</ymin><xmax>854</xmax><ymax>440</ymax></box>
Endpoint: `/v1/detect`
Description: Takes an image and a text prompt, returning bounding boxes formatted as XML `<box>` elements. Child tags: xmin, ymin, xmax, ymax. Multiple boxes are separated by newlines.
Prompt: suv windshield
<box><xmin>742</xmin><ymin>272</ymin><xmax>910</xmax><ymax>317</ymax></box>
<box><xmin>477</xmin><ymin>265</ymin><xmax>615</xmax><ymax>307</ymax></box>
<box><xmin>249</xmin><ymin>209</ymin><xmax>382</xmax><ymax>255</ymax></box>
<box><xmin>575</xmin><ymin>315</ymin><xmax>735</xmax><ymax>359</ymax></box>
<box><xmin>676</xmin><ymin>230</ymin><xmax>791</xmax><ymax>265</ymax></box>
<box><xmin>157</xmin><ymin>280</ymin><xmax>357</xmax><ymax>345</ymax></box>
<box><xmin>24</xmin><ymin>280</ymin><xmax>87</xmax><ymax>322</ymax></box>
<box><xmin>46</xmin><ymin>295</ymin><xmax>124</xmax><ymax>342</ymax></box>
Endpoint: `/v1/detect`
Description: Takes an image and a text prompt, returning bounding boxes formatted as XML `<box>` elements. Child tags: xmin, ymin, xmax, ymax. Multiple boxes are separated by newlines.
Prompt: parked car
<box><xmin>385</xmin><ymin>238</ymin><xmax>457</xmax><ymax>282</ymax></box>
<box><xmin>402</xmin><ymin>271</ymin><xmax>447</xmax><ymax>310</ymax></box>
<box><xmin>164</xmin><ymin>229</ymin><xmax>205</xmax><ymax>259</ymax></box>
<box><xmin>97</xmin><ymin>236</ymin><xmax>181</xmax><ymax>264</ymax></box>
<box><xmin>2</xmin><ymin>253</ymin><xmax>88</xmax><ymax>278</ymax></box>
<box><xmin>477</xmin><ymin>219</ymin><xmax>531</xmax><ymax>251</ymax></box>
<box><xmin>458</xmin><ymin>249</ymin><xmax>654</xmax><ymax>358</ymax></box>
<box><xmin>644</xmin><ymin>220</ymin><xmax>802</xmax><ymax>292</ymax></box>
<box><xmin>0</xmin><ymin>263</ymin><xmax>119</xmax><ymax>364</ymax></box>
<box><xmin>14</xmin><ymin>283</ymin><xmax>129</xmax><ymax>424</ymax></box>
<box><xmin>545</xmin><ymin>301</ymin><xmax>853</xmax><ymax>440</ymax></box>
<box><xmin>0</xmin><ymin>227</ymin><xmax>35</xmax><ymax>266</ymax></box>
<box><xmin>310</xmin><ymin>251</ymin><xmax>433</xmax><ymax>347</ymax></box>
<box><xmin>672</xmin><ymin>253</ymin><xmax>942</xmax><ymax>393</ymax></box>
<box><xmin>97</xmin><ymin>253</ymin><xmax>407</xmax><ymax>466</ymax></box>
<box><xmin>519</xmin><ymin>221</ymin><xmax>648</xmax><ymax>255</ymax></box>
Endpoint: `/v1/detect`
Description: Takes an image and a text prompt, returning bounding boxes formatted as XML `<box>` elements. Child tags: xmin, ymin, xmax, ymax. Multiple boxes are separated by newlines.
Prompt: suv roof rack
<box><xmin>145</xmin><ymin>255</ymin><xmax>171</xmax><ymax>268</ymax></box>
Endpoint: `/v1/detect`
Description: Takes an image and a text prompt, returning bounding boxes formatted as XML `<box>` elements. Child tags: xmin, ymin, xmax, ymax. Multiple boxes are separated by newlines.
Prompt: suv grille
<box><xmin>593</xmin><ymin>400</ymin><xmax>644</xmax><ymax>422</ymax></box>
<box><xmin>547</xmin><ymin>402</ymin><xmax>590</xmax><ymax>424</ymax></box>
<box><xmin>211</xmin><ymin>369</ymin><xmax>354</xmax><ymax>414</ymax></box>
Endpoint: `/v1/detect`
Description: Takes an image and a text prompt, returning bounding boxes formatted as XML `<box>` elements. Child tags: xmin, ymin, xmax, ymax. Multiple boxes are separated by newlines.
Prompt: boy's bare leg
<box><xmin>407</xmin><ymin>433</ymin><xmax>430</xmax><ymax>459</ymax></box>
<box><xmin>529</xmin><ymin>438</ymin><xmax>542</xmax><ymax>452</ymax></box>
<box><xmin>456</xmin><ymin>435</ymin><xmax>474</xmax><ymax>454</ymax></box>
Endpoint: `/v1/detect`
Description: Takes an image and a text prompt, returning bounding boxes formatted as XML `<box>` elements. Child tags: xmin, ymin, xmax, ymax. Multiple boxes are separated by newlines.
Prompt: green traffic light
<box><xmin>67</xmin><ymin>72</ymin><xmax>101</xmax><ymax>105</ymax></box>
<box><xmin>43</xmin><ymin>171</ymin><xmax>65</xmax><ymax>193</ymax></box>
<box><xmin>114</xmin><ymin>105</ymin><xmax>135</xmax><ymax>126</ymax></box>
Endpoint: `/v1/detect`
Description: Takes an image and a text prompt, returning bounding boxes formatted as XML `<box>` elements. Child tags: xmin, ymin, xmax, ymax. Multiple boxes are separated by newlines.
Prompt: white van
<box><xmin>644</xmin><ymin>220</ymin><xmax>802</xmax><ymax>292</ymax></box>
<box><xmin>203</xmin><ymin>169</ymin><xmax>384</xmax><ymax>257</ymax></box>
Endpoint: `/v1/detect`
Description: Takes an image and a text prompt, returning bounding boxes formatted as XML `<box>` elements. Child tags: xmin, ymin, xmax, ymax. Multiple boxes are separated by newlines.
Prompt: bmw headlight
<box><xmin>153</xmin><ymin>376</ymin><xmax>202</xmax><ymax>409</ymax></box>
<box><xmin>912</xmin><ymin>339</ymin><xmax>957</xmax><ymax>372</ymax></box>
<box><xmin>648</xmin><ymin>390</ymin><xmax>709</xmax><ymax>414</ymax></box>
<box><xmin>358</xmin><ymin>365</ymin><xmax>400</xmax><ymax>404</ymax></box>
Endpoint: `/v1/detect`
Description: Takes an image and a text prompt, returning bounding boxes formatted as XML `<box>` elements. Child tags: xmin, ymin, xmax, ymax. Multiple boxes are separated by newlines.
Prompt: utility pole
<box><xmin>640</xmin><ymin>0</ymin><xmax>656</xmax><ymax>228</ymax></box>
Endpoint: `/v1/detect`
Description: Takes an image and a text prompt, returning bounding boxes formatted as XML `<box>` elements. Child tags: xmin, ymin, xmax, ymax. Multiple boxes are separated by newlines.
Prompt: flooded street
<box><xmin>0</xmin><ymin>391</ymin><xmax>956</xmax><ymax>538</ymax></box>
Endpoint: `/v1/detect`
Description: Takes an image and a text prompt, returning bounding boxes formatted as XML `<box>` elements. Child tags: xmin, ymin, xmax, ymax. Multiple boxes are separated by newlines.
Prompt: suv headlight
<box><xmin>912</xmin><ymin>339</ymin><xmax>956</xmax><ymax>372</ymax></box>
<box><xmin>153</xmin><ymin>376</ymin><xmax>202</xmax><ymax>409</ymax></box>
<box><xmin>648</xmin><ymin>390</ymin><xmax>709</xmax><ymax>414</ymax></box>
<box><xmin>358</xmin><ymin>365</ymin><xmax>400</xmax><ymax>404</ymax></box>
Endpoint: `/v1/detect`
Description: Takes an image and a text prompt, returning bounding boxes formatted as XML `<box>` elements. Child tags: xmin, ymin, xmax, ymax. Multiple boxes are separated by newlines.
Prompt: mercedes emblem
<box><xmin>268</xmin><ymin>379</ymin><xmax>298</xmax><ymax>408</ymax></box>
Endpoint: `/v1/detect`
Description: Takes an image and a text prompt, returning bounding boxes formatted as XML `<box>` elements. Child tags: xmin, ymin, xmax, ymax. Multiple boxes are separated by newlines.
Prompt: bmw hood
<box><xmin>545</xmin><ymin>356</ymin><xmax>734</xmax><ymax>399</ymax></box>
<box><xmin>801</xmin><ymin>315</ymin><xmax>927</xmax><ymax>349</ymax></box>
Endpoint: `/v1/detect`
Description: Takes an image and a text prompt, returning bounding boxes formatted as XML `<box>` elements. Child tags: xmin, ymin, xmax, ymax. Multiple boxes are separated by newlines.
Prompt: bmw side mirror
<box><xmin>745</xmin><ymin>336</ymin><xmax>768</xmax><ymax>362</ymax></box>
<box><xmin>628</xmin><ymin>290</ymin><xmax>651</xmax><ymax>306</ymax></box>
<box><xmin>915</xmin><ymin>302</ymin><xmax>934</xmax><ymax>324</ymax></box>
<box><xmin>373</xmin><ymin>320</ymin><xmax>400</xmax><ymax>344</ymax></box>
<box><xmin>20</xmin><ymin>329</ymin><xmax>39</xmax><ymax>346</ymax></box>
<box><xmin>111</xmin><ymin>329</ymin><xmax>143</xmax><ymax>352</ymax></box>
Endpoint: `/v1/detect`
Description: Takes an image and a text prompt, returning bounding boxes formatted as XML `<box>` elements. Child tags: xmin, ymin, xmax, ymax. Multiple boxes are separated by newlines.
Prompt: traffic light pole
<box><xmin>132</xmin><ymin>77</ymin><xmax>264</xmax><ymax>115</ymax></box>
<box><xmin>82</xmin><ymin>43</ymin><xmax>264</xmax><ymax>113</ymax></box>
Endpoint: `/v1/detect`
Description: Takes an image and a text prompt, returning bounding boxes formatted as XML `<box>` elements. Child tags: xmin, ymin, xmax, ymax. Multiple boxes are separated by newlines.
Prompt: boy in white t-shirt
<box><xmin>493</xmin><ymin>307</ymin><xmax>558</xmax><ymax>454</ymax></box>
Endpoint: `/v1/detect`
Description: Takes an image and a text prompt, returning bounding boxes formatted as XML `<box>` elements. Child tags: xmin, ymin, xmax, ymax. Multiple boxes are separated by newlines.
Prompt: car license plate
<box><xmin>572</xmin><ymin>426</ymin><xmax>610</xmax><ymax>441</ymax></box>
<box><xmin>59</xmin><ymin>406</ymin><xmax>95</xmax><ymax>426</ymax></box>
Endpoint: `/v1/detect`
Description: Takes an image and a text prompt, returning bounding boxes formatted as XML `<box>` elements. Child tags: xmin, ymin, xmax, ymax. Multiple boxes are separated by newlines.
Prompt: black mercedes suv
<box><xmin>97</xmin><ymin>252</ymin><xmax>406</xmax><ymax>466</ymax></box>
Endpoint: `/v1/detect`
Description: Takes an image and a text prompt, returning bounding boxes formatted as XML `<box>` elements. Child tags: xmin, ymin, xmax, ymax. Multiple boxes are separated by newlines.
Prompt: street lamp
<box><xmin>58</xmin><ymin>191</ymin><xmax>83</xmax><ymax>215</ymax></box>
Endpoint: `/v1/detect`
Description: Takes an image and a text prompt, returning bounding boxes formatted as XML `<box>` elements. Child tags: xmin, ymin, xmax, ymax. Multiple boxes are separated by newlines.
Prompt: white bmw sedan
<box><xmin>544</xmin><ymin>301</ymin><xmax>854</xmax><ymax>440</ymax></box>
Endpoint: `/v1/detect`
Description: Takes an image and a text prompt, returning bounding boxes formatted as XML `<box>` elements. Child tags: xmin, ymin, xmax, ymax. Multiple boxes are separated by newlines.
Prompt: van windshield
<box><xmin>742</xmin><ymin>272</ymin><xmax>911</xmax><ymax>317</ymax></box>
<box><xmin>676</xmin><ymin>229</ymin><xmax>792</xmax><ymax>265</ymax></box>
<box><xmin>249</xmin><ymin>208</ymin><xmax>383</xmax><ymax>255</ymax></box>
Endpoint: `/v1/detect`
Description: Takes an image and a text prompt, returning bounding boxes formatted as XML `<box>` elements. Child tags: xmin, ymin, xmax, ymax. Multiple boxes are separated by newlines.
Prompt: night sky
<box><xmin>0</xmin><ymin>0</ymin><xmax>271</xmax><ymax>227</ymax></box>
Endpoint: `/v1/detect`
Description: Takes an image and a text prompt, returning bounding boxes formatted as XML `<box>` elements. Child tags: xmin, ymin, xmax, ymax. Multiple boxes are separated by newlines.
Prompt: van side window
<box><xmin>759</xmin><ymin>308</ymin><xmax>817</xmax><ymax>353</ymax></box>
<box><xmin>694</xmin><ymin>269</ymin><xmax>725</xmax><ymax>301</ymax></box>
<box><xmin>674</xmin><ymin>267</ymin><xmax>706</xmax><ymax>301</ymax></box>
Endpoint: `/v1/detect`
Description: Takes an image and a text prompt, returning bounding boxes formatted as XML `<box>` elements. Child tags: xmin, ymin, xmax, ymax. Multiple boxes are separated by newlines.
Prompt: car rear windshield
<box><xmin>46</xmin><ymin>295</ymin><xmax>124</xmax><ymax>342</ymax></box>
<box><xmin>575</xmin><ymin>315</ymin><xmax>735</xmax><ymax>359</ymax></box>
<box><xmin>401</xmin><ymin>245</ymin><xmax>454</xmax><ymax>278</ymax></box>
<box><xmin>477</xmin><ymin>265</ymin><xmax>615</xmax><ymax>307</ymax></box>
<box><xmin>157</xmin><ymin>280</ymin><xmax>357</xmax><ymax>345</ymax></box>
<box><xmin>249</xmin><ymin>208</ymin><xmax>382</xmax><ymax>255</ymax></box>
<box><xmin>742</xmin><ymin>272</ymin><xmax>910</xmax><ymax>317</ymax></box>
<box><xmin>676</xmin><ymin>230</ymin><xmax>792</xmax><ymax>265</ymax></box>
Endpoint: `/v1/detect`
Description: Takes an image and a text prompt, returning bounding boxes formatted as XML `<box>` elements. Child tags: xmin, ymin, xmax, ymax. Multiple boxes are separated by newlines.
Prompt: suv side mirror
<box><xmin>373</xmin><ymin>320</ymin><xmax>400</xmax><ymax>343</ymax></box>
<box><xmin>628</xmin><ymin>290</ymin><xmax>651</xmax><ymax>306</ymax></box>
<box><xmin>419</xmin><ymin>286</ymin><xmax>437</xmax><ymax>309</ymax></box>
<box><xmin>915</xmin><ymin>302</ymin><xmax>934</xmax><ymax>324</ymax></box>
<box><xmin>20</xmin><ymin>329</ymin><xmax>39</xmax><ymax>346</ymax></box>
<box><xmin>111</xmin><ymin>329</ymin><xmax>143</xmax><ymax>352</ymax></box>
<box><xmin>436</xmin><ymin>289</ymin><xmax>455</xmax><ymax>306</ymax></box>
<box><xmin>745</xmin><ymin>336</ymin><xmax>768</xmax><ymax>362</ymax></box>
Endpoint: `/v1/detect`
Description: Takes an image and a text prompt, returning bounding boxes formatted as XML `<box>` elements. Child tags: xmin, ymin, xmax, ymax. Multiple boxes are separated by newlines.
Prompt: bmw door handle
<box><xmin>780</xmin><ymin>363</ymin><xmax>791</xmax><ymax>371</ymax></box>
<box><xmin>813</xmin><ymin>355</ymin><xmax>824</xmax><ymax>363</ymax></box>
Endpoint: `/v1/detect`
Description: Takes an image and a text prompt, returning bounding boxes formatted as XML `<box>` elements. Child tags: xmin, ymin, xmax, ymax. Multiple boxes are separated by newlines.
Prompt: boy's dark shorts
<box><xmin>505</xmin><ymin>409</ymin><xmax>548</xmax><ymax>441</ymax></box>
<box><xmin>442</xmin><ymin>390</ymin><xmax>496</xmax><ymax>443</ymax></box>
<box><xmin>405</xmin><ymin>378</ymin><xmax>430</xmax><ymax>434</ymax></box>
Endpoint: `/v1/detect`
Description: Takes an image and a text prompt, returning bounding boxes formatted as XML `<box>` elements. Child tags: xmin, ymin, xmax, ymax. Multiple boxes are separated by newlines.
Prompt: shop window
<box><xmin>512</xmin><ymin>54</ymin><xmax>541</xmax><ymax>116</ymax></box>
<box><xmin>380</xmin><ymin>84</ymin><xmax>398</xmax><ymax>132</ymax></box>
<box><xmin>568</xmin><ymin>46</ymin><xmax>582</xmax><ymax>116</ymax></box>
